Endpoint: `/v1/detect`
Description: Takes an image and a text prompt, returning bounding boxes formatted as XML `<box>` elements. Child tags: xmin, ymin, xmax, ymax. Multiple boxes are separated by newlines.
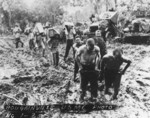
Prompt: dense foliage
<box><xmin>0</xmin><ymin>0</ymin><xmax>65</xmax><ymax>30</ymax></box>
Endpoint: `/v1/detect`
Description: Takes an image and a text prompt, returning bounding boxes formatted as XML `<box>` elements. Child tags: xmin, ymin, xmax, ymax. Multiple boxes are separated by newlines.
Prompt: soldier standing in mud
<box><xmin>94</xmin><ymin>30</ymin><xmax>107</xmax><ymax>58</ymax></box>
<box><xmin>94</xmin><ymin>30</ymin><xmax>107</xmax><ymax>81</ymax></box>
<box><xmin>64</xmin><ymin>25</ymin><xmax>76</xmax><ymax>61</ymax></box>
<box><xmin>24</xmin><ymin>23</ymin><xmax>34</xmax><ymax>50</ymax></box>
<box><xmin>49</xmin><ymin>33</ymin><xmax>60</xmax><ymax>68</ymax></box>
<box><xmin>100</xmin><ymin>48</ymin><xmax>131</xmax><ymax>100</ymax></box>
<box><xmin>13</xmin><ymin>23</ymin><xmax>23</xmax><ymax>48</ymax></box>
<box><xmin>72</xmin><ymin>37</ymin><xmax>83</xmax><ymax>81</ymax></box>
<box><xmin>75</xmin><ymin>27</ymin><xmax>83</xmax><ymax>39</ymax></box>
<box><xmin>44</xmin><ymin>22</ymin><xmax>51</xmax><ymax>41</ymax></box>
<box><xmin>33</xmin><ymin>19</ymin><xmax>46</xmax><ymax>57</ymax></box>
<box><xmin>76</xmin><ymin>38</ymin><xmax>101</xmax><ymax>101</ymax></box>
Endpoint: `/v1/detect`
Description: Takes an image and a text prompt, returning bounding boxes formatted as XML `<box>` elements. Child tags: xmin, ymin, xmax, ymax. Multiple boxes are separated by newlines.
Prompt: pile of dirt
<box><xmin>0</xmin><ymin>36</ymin><xmax>75</xmax><ymax>117</ymax></box>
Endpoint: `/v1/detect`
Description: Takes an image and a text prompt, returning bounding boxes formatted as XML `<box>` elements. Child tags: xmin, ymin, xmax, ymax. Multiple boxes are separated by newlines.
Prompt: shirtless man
<box><xmin>101</xmin><ymin>48</ymin><xmax>131</xmax><ymax>100</ymax></box>
<box><xmin>76</xmin><ymin>38</ymin><xmax>101</xmax><ymax>101</ymax></box>
<box><xmin>72</xmin><ymin>37</ymin><xmax>83</xmax><ymax>81</ymax></box>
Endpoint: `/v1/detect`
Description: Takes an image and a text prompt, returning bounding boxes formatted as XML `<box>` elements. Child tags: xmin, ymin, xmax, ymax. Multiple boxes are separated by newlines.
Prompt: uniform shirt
<box><xmin>24</xmin><ymin>27</ymin><xmax>30</xmax><ymax>35</ymax></box>
<box><xmin>28</xmin><ymin>32</ymin><xmax>34</xmax><ymax>40</ymax></box>
<box><xmin>94</xmin><ymin>36</ymin><xmax>107</xmax><ymax>57</ymax></box>
<box><xmin>33</xmin><ymin>22</ymin><xmax>44</xmax><ymax>35</ymax></box>
<box><xmin>76</xmin><ymin>29</ymin><xmax>83</xmax><ymax>38</ymax></box>
<box><xmin>24</xmin><ymin>27</ymin><xmax>34</xmax><ymax>40</ymax></box>
<box><xmin>13</xmin><ymin>27</ymin><xmax>22</xmax><ymax>38</ymax></box>
<box><xmin>44</xmin><ymin>28</ymin><xmax>50</xmax><ymax>41</ymax></box>
<box><xmin>65</xmin><ymin>27</ymin><xmax>76</xmax><ymax>40</ymax></box>
<box><xmin>49</xmin><ymin>37</ymin><xmax>59</xmax><ymax>53</ymax></box>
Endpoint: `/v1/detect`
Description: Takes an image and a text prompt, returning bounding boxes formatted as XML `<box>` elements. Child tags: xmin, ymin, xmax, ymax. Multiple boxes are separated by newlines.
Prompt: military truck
<box><xmin>84</xmin><ymin>11</ymin><xmax>119</xmax><ymax>40</ymax></box>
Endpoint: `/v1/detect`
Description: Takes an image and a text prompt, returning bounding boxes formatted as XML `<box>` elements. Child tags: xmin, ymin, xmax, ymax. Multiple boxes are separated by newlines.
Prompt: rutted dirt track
<box><xmin>0</xmin><ymin>36</ymin><xmax>150</xmax><ymax>118</ymax></box>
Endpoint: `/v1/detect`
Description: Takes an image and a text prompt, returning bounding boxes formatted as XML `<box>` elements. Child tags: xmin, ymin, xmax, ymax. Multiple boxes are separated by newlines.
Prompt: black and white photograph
<box><xmin>0</xmin><ymin>0</ymin><xmax>150</xmax><ymax>117</ymax></box>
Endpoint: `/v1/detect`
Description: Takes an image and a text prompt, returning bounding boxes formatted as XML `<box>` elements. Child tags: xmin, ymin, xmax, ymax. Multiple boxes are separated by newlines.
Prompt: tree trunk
<box><xmin>106</xmin><ymin>0</ymin><xmax>109</xmax><ymax>11</ymax></box>
<box><xmin>114</xmin><ymin>0</ymin><xmax>117</xmax><ymax>10</ymax></box>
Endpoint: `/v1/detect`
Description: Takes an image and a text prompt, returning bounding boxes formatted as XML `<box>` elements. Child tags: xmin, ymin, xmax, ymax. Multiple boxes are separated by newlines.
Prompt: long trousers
<box><xmin>29</xmin><ymin>39</ymin><xmax>35</xmax><ymax>50</ymax></box>
<box><xmin>52</xmin><ymin>51</ymin><xmax>59</xmax><ymax>66</ymax></box>
<box><xmin>35</xmin><ymin>36</ymin><xmax>45</xmax><ymax>49</ymax></box>
<box><xmin>101</xmin><ymin>31</ymin><xmax>106</xmax><ymax>42</ymax></box>
<box><xmin>74</xmin><ymin>61</ymin><xmax>79</xmax><ymax>79</ymax></box>
<box><xmin>64</xmin><ymin>39</ymin><xmax>73</xmax><ymax>59</ymax></box>
<box><xmin>80</xmin><ymin>67</ymin><xmax>99</xmax><ymax>98</ymax></box>
<box><xmin>16</xmin><ymin>38</ymin><xmax>24</xmax><ymax>48</ymax></box>
<box><xmin>104</xmin><ymin>69</ymin><xmax>122</xmax><ymax>98</ymax></box>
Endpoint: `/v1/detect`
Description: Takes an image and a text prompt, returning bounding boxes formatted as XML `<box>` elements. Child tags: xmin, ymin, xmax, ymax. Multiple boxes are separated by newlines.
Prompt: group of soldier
<box><xmin>73</xmin><ymin>31</ymin><xmax>131</xmax><ymax>101</ymax></box>
<box><xmin>12</xmin><ymin>20</ymin><xmax>131</xmax><ymax>102</ymax></box>
<box><xmin>13</xmin><ymin>20</ymin><xmax>61</xmax><ymax>67</ymax></box>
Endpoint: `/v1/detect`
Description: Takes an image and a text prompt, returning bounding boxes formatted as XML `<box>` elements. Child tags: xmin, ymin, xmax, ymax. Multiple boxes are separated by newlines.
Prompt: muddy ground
<box><xmin>0</xmin><ymin>36</ymin><xmax>150</xmax><ymax>118</ymax></box>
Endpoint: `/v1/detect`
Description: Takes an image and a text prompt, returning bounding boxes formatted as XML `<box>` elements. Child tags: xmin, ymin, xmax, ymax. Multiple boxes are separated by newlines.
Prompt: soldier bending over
<box><xmin>101</xmin><ymin>48</ymin><xmax>131</xmax><ymax>100</ymax></box>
